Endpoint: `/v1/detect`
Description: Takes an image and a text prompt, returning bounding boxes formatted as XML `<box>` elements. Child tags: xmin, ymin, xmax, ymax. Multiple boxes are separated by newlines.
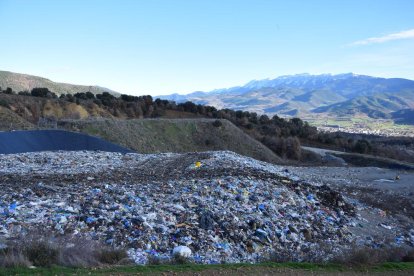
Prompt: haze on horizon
<box><xmin>1</xmin><ymin>0</ymin><xmax>414</xmax><ymax>96</ymax></box>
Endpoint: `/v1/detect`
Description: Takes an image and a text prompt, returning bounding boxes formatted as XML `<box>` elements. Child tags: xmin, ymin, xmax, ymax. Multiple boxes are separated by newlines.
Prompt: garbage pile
<box><xmin>0</xmin><ymin>151</ymin><xmax>412</xmax><ymax>264</ymax></box>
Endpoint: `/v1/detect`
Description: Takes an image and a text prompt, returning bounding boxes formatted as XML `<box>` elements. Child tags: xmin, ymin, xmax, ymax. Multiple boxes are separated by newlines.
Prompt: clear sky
<box><xmin>1</xmin><ymin>0</ymin><xmax>414</xmax><ymax>96</ymax></box>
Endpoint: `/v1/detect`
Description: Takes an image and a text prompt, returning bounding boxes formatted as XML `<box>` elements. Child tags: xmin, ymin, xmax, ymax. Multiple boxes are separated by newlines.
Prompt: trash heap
<box><xmin>0</xmin><ymin>151</ymin><xmax>409</xmax><ymax>264</ymax></box>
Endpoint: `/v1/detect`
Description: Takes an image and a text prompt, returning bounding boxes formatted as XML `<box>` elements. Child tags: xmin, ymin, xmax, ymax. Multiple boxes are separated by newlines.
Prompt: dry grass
<box><xmin>60</xmin><ymin>118</ymin><xmax>283</xmax><ymax>164</ymax></box>
<box><xmin>0</xmin><ymin>233</ymin><xmax>130</xmax><ymax>268</ymax></box>
<box><xmin>0</xmin><ymin>248</ymin><xmax>32</xmax><ymax>268</ymax></box>
<box><xmin>147</xmin><ymin>254</ymin><xmax>193</xmax><ymax>266</ymax></box>
<box><xmin>333</xmin><ymin>247</ymin><xmax>414</xmax><ymax>267</ymax></box>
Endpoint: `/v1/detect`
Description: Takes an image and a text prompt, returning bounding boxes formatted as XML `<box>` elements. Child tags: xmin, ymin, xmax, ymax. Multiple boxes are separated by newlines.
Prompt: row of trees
<box><xmin>3</xmin><ymin>87</ymin><xmax>315</xmax><ymax>159</ymax></box>
<box><xmin>3</xmin><ymin>86</ymin><xmax>407</xmax><ymax>161</ymax></box>
<box><xmin>1</xmin><ymin>87</ymin><xmax>57</xmax><ymax>98</ymax></box>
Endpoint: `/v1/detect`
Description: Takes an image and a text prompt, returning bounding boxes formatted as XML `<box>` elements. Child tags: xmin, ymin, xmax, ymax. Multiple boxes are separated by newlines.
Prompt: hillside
<box><xmin>159</xmin><ymin>73</ymin><xmax>414</xmax><ymax>120</ymax></box>
<box><xmin>0</xmin><ymin>70</ymin><xmax>119</xmax><ymax>96</ymax></box>
<box><xmin>313</xmin><ymin>93</ymin><xmax>411</xmax><ymax>118</ymax></box>
<box><xmin>392</xmin><ymin>109</ymin><xmax>414</xmax><ymax>125</ymax></box>
<box><xmin>1</xmin><ymin>90</ymin><xmax>413</xmax><ymax>164</ymax></box>
<box><xmin>59</xmin><ymin>118</ymin><xmax>283</xmax><ymax>164</ymax></box>
<box><xmin>0</xmin><ymin>106</ymin><xmax>35</xmax><ymax>130</ymax></box>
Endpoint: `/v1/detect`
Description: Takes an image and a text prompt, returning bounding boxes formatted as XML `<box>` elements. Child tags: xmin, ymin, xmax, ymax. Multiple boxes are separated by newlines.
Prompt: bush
<box><xmin>58</xmin><ymin>239</ymin><xmax>102</xmax><ymax>268</ymax></box>
<box><xmin>171</xmin><ymin>254</ymin><xmax>192</xmax><ymax>265</ymax></box>
<box><xmin>147</xmin><ymin>255</ymin><xmax>163</xmax><ymax>265</ymax></box>
<box><xmin>4</xmin><ymin>87</ymin><xmax>13</xmax><ymax>94</ymax></box>
<box><xmin>333</xmin><ymin>247</ymin><xmax>411</xmax><ymax>266</ymax></box>
<box><xmin>31</xmin><ymin>88</ymin><xmax>51</xmax><ymax>98</ymax></box>
<box><xmin>403</xmin><ymin>249</ymin><xmax>414</xmax><ymax>262</ymax></box>
<box><xmin>18</xmin><ymin>91</ymin><xmax>31</xmax><ymax>96</ymax></box>
<box><xmin>353</xmin><ymin>139</ymin><xmax>372</xmax><ymax>154</ymax></box>
<box><xmin>0</xmin><ymin>99</ymin><xmax>9</xmax><ymax>108</ymax></box>
<box><xmin>24</xmin><ymin>241</ymin><xmax>59</xmax><ymax>267</ymax></box>
<box><xmin>0</xmin><ymin>248</ymin><xmax>31</xmax><ymax>268</ymax></box>
<box><xmin>97</xmin><ymin>249</ymin><xmax>128</xmax><ymax>264</ymax></box>
<box><xmin>0</xmin><ymin>233</ymin><xmax>131</xmax><ymax>268</ymax></box>
<box><xmin>212</xmin><ymin>120</ymin><xmax>222</xmax><ymax>127</ymax></box>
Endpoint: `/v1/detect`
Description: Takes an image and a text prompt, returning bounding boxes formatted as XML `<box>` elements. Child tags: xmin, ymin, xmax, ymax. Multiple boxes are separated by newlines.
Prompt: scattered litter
<box><xmin>380</xmin><ymin>223</ymin><xmax>393</xmax><ymax>230</ymax></box>
<box><xmin>374</xmin><ymin>179</ymin><xmax>394</xmax><ymax>183</ymax></box>
<box><xmin>0</xmin><ymin>150</ymin><xmax>411</xmax><ymax>264</ymax></box>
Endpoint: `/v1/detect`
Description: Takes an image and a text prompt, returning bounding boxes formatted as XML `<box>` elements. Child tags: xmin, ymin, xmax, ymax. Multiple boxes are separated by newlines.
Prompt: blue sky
<box><xmin>1</xmin><ymin>0</ymin><xmax>414</xmax><ymax>95</ymax></box>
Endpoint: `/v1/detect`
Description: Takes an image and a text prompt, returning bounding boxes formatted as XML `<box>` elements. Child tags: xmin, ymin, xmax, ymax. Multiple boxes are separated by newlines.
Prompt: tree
<box><xmin>353</xmin><ymin>139</ymin><xmax>371</xmax><ymax>154</ymax></box>
<box><xmin>18</xmin><ymin>90</ymin><xmax>31</xmax><ymax>96</ymax></box>
<box><xmin>31</xmin><ymin>88</ymin><xmax>53</xmax><ymax>98</ymax></box>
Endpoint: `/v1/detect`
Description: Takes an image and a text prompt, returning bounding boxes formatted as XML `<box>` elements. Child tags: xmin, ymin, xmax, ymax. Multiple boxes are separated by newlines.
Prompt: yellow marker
<box><xmin>195</xmin><ymin>161</ymin><xmax>201</xmax><ymax>168</ymax></box>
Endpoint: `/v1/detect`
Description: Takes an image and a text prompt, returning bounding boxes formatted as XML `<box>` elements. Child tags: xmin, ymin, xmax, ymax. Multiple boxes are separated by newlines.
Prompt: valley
<box><xmin>160</xmin><ymin>73</ymin><xmax>414</xmax><ymax>134</ymax></box>
<box><xmin>304</xmin><ymin>115</ymin><xmax>414</xmax><ymax>137</ymax></box>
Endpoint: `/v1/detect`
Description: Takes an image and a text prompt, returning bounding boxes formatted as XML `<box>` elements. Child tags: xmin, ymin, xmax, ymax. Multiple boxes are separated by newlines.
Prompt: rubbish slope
<box><xmin>2</xmin><ymin>150</ymin><xmax>412</xmax><ymax>265</ymax></box>
<box><xmin>0</xmin><ymin>130</ymin><xmax>133</xmax><ymax>154</ymax></box>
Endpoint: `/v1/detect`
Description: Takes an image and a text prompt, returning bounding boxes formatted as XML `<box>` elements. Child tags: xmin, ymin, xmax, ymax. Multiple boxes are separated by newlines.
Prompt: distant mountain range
<box><xmin>159</xmin><ymin>73</ymin><xmax>414</xmax><ymax>120</ymax></box>
<box><xmin>2</xmin><ymin>70</ymin><xmax>414</xmax><ymax>123</ymax></box>
<box><xmin>0</xmin><ymin>70</ymin><xmax>119</xmax><ymax>96</ymax></box>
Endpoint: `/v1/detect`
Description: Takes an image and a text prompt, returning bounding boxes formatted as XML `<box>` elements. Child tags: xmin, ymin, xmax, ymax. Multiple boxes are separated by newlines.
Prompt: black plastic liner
<box><xmin>0</xmin><ymin>130</ymin><xmax>134</xmax><ymax>154</ymax></box>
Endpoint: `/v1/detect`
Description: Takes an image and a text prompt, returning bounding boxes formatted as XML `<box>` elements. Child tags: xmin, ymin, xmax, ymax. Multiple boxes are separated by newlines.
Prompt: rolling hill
<box><xmin>392</xmin><ymin>109</ymin><xmax>414</xmax><ymax>125</ymax></box>
<box><xmin>160</xmin><ymin>73</ymin><xmax>414</xmax><ymax>119</ymax></box>
<box><xmin>0</xmin><ymin>70</ymin><xmax>120</xmax><ymax>96</ymax></box>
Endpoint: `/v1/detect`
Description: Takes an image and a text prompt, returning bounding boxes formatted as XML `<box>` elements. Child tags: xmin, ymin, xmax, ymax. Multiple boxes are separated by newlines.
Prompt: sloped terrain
<box><xmin>393</xmin><ymin>109</ymin><xmax>414</xmax><ymax>125</ymax></box>
<box><xmin>0</xmin><ymin>93</ymin><xmax>115</xmax><ymax>124</ymax></box>
<box><xmin>313</xmin><ymin>93</ymin><xmax>412</xmax><ymax>118</ymax></box>
<box><xmin>0</xmin><ymin>106</ymin><xmax>35</xmax><ymax>130</ymax></box>
<box><xmin>0</xmin><ymin>150</ymin><xmax>412</xmax><ymax>265</ymax></box>
<box><xmin>160</xmin><ymin>73</ymin><xmax>414</xmax><ymax>120</ymax></box>
<box><xmin>59</xmin><ymin>118</ymin><xmax>283</xmax><ymax>164</ymax></box>
<box><xmin>0</xmin><ymin>70</ymin><xmax>119</xmax><ymax>96</ymax></box>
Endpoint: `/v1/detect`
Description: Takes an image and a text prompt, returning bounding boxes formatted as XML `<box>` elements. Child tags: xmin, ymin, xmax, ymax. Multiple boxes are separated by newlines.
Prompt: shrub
<box><xmin>0</xmin><ymin>99</ymin><xmax>9</xmax><ymax>108</ymax></box>
<box><xmin>24</xmin><ymin>241</ymin><xmax>59</xmax><ymax>267</ymax></box>
<box><xmin>333</xmin><ymin>247</ymin><xmax>411</xmax><ymax>266</ymax></box>
<box><xmin>58</xmin><ymin>239</ymin><xmax>102</xmax><ymax>268</ymax></box>
<box><xmin>0</xmin><ymin>233</ymin><xmax>131</xmax><ymax>268</ymax></box>
<box><xmin>171</xmin><ymin>254</ymin><xmax>192</xmax><ymax>265</ymax></box>
<box><xmin>212</xmin><ymin>119</ymin><xmax>222</xmax><ymax>127</ymax></box>
<box><xmin>403</xmin><ymin>249</ymin><xmax>414</xmax><ymax>262</ymax></box>
<box><xmin>97</xmin><ymin>249</ymin><xmax>128</xmax><ymax>264</ymax></box>
<box><xmin>0</xmin><ymin>248</ymin><xmax>31</xmax><ymax>268</ymax></box>
<box><xmin>353</xmin><ymin>139</ymin><xmax>372</xmax><ymax>154</ymax></box>
<box><xmin>31</xmin><ymin>88</ymin><xmax>52</xmax><ymax>98</ymax></box>
<box><xmin>147</xmin><ymin>255</ymin><xmax>163</xmax><ymax>265</ymax></box>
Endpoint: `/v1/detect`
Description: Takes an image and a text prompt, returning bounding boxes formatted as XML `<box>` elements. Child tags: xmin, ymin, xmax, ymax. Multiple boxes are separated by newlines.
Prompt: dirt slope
<box><xmin>0</xmin><ymin>106</ymin><xmax>35</xmax><ymax>130</ymax></box>
<box><xmin>59</xmin><ymin>118</ymin><xmax>283</xmax><ymax>164</ymax></box>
